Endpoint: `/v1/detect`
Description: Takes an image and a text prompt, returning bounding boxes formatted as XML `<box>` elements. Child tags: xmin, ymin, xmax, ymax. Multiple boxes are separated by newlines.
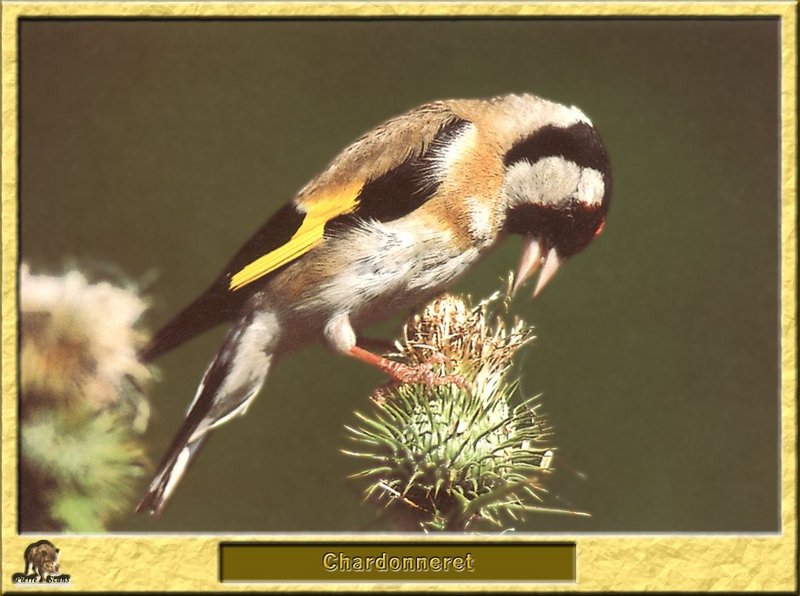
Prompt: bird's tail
<box><xmin>139</xmin><ymin>288</ymin><xmax>236</xmax><ymax>363</ymax></box>
<box><xmin>135</xmin><ymin>426</ymin><xmax>210</xmax><ymax>517</ymax></box>
<box><xmin>137</xmin><ymin>310</ymin><xmax>278</xmax><ymax>516</ymax></box>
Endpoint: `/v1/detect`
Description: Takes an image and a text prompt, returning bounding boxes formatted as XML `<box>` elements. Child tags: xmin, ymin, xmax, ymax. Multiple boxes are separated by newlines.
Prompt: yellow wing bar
<box><xmin>228</xmin><ymin>181</ymin><xmax>363</xmax><ymax>291</ymax></box>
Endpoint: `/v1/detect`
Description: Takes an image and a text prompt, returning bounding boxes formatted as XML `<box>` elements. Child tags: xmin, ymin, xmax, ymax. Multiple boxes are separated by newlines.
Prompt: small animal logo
<box><xmin>11</xmin><ymin>540</ymin><xmax>70</xmax><ymax>584</ymax></box>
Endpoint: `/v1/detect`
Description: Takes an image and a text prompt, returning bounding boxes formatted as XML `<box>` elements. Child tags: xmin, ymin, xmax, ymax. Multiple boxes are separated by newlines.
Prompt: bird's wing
<box><xmin>227</xmin><ymin>180</ymin><xmax>363</xmax><ymax>291</ymax></box>
<box><xmin>225</xmin><ymin>102</ymin><xmax>471</xmax><ymax>292</ymax></box>
<box><xmin>141</xmin><ymin>102</ymin><xmax>471</xmax><ymax>361</ymax></box>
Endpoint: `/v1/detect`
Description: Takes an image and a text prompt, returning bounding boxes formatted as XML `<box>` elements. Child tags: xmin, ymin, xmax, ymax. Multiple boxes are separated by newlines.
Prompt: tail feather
<box><xmin>136</xmin><ymin>434</ymin><xmax>209</xmax><ymax>517</ymax></box>
<box><xmin>136</xmin><ymin>310</ymin><xmax>278</xmax><ymax>515</ymax></box>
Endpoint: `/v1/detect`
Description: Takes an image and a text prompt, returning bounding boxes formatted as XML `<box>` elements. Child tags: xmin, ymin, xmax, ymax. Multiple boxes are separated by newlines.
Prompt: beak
<box><xmin>533</xmin><ymin>248</ymin><xmax>561</xmax><ymax>298</ymax></box>
<box><xmin>512</xmin><ymin>235</ymin><xmax>543</xmax><ymax>296</ymax></box>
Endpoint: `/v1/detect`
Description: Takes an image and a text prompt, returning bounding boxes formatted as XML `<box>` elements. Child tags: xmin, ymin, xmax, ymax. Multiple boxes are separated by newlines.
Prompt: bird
<box><xmin>135</xmin><ymin>93</ymin><xmax>612</xmax><ymax>516</ymax></box>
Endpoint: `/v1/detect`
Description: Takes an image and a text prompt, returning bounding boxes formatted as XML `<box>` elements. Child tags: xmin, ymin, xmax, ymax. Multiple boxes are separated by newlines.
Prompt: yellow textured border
<box><xmin>1</xmin><ymin>2</ymin><xmax>796</xmax><ymax>592</ymax></box>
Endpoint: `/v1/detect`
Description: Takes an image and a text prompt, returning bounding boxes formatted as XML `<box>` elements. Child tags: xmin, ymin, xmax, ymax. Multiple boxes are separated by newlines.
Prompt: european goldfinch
<box><xmin>136</xmin><ymin>93</ymin><xmax>612</xmax><ymax>515</ymax></box>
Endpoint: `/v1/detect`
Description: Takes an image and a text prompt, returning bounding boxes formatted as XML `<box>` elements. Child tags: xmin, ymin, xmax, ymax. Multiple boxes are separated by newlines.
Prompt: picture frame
<box><xmin>2</xmin><ymin>1</ymin><xmax>796</xmax><ymax>591</ymax></box>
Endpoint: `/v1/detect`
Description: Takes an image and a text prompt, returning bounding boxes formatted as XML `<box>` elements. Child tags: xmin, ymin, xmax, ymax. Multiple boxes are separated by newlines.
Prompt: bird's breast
<box><xmin>270</xmin><ymin>217</ymin><xmax>486</xmax><ymax>330</ymax></box>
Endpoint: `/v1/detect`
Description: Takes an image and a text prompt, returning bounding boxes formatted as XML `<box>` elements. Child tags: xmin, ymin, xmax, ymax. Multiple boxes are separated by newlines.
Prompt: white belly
<box><xmin>294</xmin><ymin>218</ymin><xmax>483</xmax><ymax>328</ymax></box>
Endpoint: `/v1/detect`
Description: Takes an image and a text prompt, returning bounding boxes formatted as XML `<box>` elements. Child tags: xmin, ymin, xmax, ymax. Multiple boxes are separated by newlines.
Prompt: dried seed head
<box><xmin>20</xmin><ymin>264</ymin><xmax>151</xmax><ymax>426</ymax></box>
<box><xmin>397</xmin><ymin>292</ymin><xmax>535</xmax><ymax>407</ymax></box>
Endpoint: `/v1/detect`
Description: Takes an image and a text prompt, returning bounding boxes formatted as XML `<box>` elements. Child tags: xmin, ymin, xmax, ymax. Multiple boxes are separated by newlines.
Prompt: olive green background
<box><xmin>19</xmin><ymin>19</ymin><xmax>780</xmax><ymax>532</ymax></box>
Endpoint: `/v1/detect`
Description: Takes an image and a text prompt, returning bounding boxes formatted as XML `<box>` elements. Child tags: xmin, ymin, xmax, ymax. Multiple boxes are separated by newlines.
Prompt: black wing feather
<box><xmin>325</xmin><ymin>117</ymin><xmax>470</xmax><ymax>234</ymax></box>
<box><xmin>140</xmin><ymin>203</ymin><xmax>305</xmax><ymax>362</ymax></box>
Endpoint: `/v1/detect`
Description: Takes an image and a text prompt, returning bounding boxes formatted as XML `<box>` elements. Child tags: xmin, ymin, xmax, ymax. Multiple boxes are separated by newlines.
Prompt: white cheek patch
<box><xmin>577</xmin><ymin>168</ymin><xmax>605</xmax><ymax>206</ymax></box>
<box><xmin>505</xmin><ymin>156</ymin><xmax>582</xmax><ymax>207</ymax></box>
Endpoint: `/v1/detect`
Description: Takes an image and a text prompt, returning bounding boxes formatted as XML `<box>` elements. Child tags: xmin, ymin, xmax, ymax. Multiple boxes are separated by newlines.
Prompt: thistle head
<box><xmin>345</xmin><ymin>291</ymin><xmax>580</xmax><ymax>532</ymax></box>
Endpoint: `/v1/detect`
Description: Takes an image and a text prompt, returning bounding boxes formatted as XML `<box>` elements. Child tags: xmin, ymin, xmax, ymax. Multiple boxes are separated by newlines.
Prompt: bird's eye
<box><xmin>594</xmin><ymin>219</ymin><xmax>606</xmax><ymax>237</ymax></box>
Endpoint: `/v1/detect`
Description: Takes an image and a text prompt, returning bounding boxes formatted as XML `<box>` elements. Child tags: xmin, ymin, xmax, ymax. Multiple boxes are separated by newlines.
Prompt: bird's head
<box><xmin>502</xmin><ymin>115</ymin><xmax>612</xmax><ymax>297</ymax></box>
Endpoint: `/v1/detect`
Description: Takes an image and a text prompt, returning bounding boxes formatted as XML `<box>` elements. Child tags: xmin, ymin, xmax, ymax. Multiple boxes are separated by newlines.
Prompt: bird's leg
<box><xmin>325</xmin><ymin>314</ymin><xmax>465</xmax><ymax>389</ymax></box>
<box><xmin>348</xmin><ymin>345</ymin><xmax>465</xmax><ymax>386</ymax></box>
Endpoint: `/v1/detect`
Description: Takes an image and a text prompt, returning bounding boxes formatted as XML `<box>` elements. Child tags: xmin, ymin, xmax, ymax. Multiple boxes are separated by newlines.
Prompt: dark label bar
<box><xmin>220</xmin><ymin>542</ymin><xmax>575</xmax><ymax>582</ymax></box>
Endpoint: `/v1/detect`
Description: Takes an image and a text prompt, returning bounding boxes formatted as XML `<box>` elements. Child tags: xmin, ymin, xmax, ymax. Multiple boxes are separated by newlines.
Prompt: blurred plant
<box><xmin>19</xmin><ymin>264</ymin><xmax>153</xmax><ymax>532</ymax></box>
<box><xmin>344</xmin><ymin>289</ymin><xmax>586</xmax><ymax>532</ymax></box>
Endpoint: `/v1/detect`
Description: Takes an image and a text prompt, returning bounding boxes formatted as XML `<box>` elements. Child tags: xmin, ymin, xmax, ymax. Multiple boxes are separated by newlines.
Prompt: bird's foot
<box><xmin>370</xmin><ymin>361</ymin><xmax>469</xmax><ymax>405</ymax></box>
<box><xmin>348</xmin><ymin>345</ymin><xmax>467</xmax><ymax>402</ymax></box>
<box><xmin>385</xmin><ymin>360</ymin><xmax>468</xmax><ymax>390</ymax></box>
